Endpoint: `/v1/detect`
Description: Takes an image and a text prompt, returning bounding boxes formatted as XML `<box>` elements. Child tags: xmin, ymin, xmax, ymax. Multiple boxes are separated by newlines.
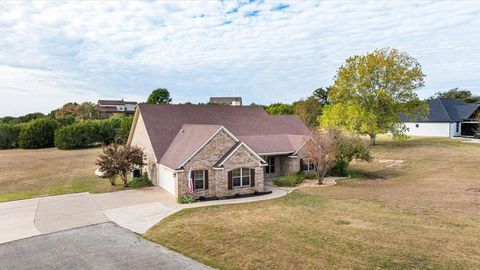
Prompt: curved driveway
<box><xmin>0</xmin><ymin>185</ymin><xmax>286</xmax><ymax>244</ymax></box>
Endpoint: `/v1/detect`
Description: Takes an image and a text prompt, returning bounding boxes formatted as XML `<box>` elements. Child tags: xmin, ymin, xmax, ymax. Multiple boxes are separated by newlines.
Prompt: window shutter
<box><xmin>250</xmin><ymin>169</ymin><xmax>255</xmax><ymax>187</ymax></box>
<box><xmin>300</xmin><ymin>159</ymin><xmax>304</xmax><ymax>171</ymax></box>
<box><xmin>204</xmin><ymin>170</ymin><xmax>209</xmax><ymax>190</ymax></box>
<box><xmin>228</xmin><ymin>171</ymin><xmax>233</xmax><ymax>190</ymax></box>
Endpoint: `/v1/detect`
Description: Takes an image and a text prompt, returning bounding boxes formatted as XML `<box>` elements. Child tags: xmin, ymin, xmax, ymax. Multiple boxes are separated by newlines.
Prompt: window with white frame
<box><xmin>301</xmin><ymin>158</ymin><xmax>315</xmax><ymax>171</ymax></box>
<box><xmin>265</xmin><ymin>156</ymin><xmax>275</xmax><ymax>174</ymax></box>
<box><xmin>232</xmin><ymin>168</ymin><xmax>250</xmax><ymax>187</ymax></box>
<box><xmin>193</xmin><ymin>170</ymin><xmax>205</xmax><ymax>190</ymax></box>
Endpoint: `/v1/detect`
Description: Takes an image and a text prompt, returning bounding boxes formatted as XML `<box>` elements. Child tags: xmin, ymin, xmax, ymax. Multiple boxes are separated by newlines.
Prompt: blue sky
<box><xmin>0</xmin><ymin>0</ymin><xmax>479</xmax><ymax>116</ymax></box>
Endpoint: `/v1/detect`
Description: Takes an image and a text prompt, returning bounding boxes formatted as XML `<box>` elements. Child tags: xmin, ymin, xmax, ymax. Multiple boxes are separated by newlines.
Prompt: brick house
<box><xmin>127</xmin><ymin>104</ymin><xmax>312</xmax><ymax>198</ymax></box>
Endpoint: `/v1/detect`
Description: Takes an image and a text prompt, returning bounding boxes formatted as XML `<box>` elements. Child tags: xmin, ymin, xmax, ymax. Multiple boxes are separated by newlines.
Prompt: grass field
<box><xmin>0</xmin><ymin>147</ymin><xmax>125</xmax><ymax>202</ymax></box>
<box><xmin>144</xmin><ymin>137</ymin><xmax>480</xmax><ymax>269</ymax></box>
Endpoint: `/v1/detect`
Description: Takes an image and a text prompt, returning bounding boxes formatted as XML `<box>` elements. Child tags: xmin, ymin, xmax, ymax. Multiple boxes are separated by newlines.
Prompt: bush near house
<box><xmin>273</xmin><ymin>172</ymin><xmax>306</xmax><ymax>187</ymax></box>
<box><xmin>18</xmin><ymin>117</ymin><xmax>58</xmax><ymax>149</ymax></box>
<box><xmin>0</xmin><ymin>123</ymin><xmax>21</xmax><ymax>149</ymax></box>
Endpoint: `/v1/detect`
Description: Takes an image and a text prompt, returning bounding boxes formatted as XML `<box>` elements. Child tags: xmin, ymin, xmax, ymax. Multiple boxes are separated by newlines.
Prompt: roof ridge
<box><xmin>437</xmin><ymin>99</ymin><xmax>453</xmax><ymax>122</ymax></box>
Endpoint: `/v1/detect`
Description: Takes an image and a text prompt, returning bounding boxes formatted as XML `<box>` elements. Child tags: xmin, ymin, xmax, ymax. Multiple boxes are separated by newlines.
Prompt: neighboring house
<box><xmin>402</xmin><ymin>98</ymin><xmax>480</xmax><ymax>137</ymax></box>
<box><xmin>209</xmin><ymin>97</ymin><xmax>242</xmax><ymax>106</ymax></box>
<box><xmin>127</xmin><ymin>104</ymin><xmax>312</xmax><ymax>198</ymax></box>
<box><xmin>97</xmin><ymin>99</ymin><xmax>138</xmax><ymax>117</ymax></box>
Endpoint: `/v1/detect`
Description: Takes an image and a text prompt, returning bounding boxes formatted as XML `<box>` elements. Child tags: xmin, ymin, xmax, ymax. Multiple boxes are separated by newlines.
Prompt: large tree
<box><xmin>265</xmin><ymin>103</ymin><xmax>294</xmax><ymax>115</ymax></box>
<box><xmin>429</xmin><ymin>88</ymin><xmax>479</xmax><ymax>103</ymax></box>
<box><xmin>55</xmin><ymin>102</ymin><xmax>99</xmax><ymax>121</ymax></box>
<box><xmin>320</xmin><ymin>48</ymin><xmax>427</xmax><ymax>145</ymax></box>
<box><xmin>147</xmin><ymin>88</ymin><xmax>172</xmax><ymax>104</ymax></box>
<box><xmin>293</xmin><ymin>96</ymin><xmax>323</xmax><ymax>128</ymax></box>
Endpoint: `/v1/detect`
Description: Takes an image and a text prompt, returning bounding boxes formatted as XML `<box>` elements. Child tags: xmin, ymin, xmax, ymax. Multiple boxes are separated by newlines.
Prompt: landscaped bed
<box><xmin>144</xmin><ymin>136</ymin><xmax>480</xmax><ymax>269</ymax></box>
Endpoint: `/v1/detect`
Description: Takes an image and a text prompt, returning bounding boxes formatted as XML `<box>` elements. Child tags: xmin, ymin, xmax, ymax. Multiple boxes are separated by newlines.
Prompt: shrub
<box><xmin>177</xmin><ymin>196</ymin><xmax>196</xmax><ymax>204</ymax></box>
<box><xmin>116</xmin><ymin>116</ymin><xmax>133</xmax><ymax>143</ymax></box>
<box><xmin>304</xmin><ymin>172</ymin><xmax>317</xmax><ymax>179</ymax></box>
<box><xmin>55</xmin><ymin>115</ymin><xmax>76</xmax><ymax>127</ymax></box>
<box><xmin>54</xmin><ymin>120</ymin><xmax>100</xmax><ymax>149</ymax></box>
<box><xmin>328</xmin><ymin>129</ymin><xmax>372</xmax><ymax>177</ymax></box>
<box><xmin>0</xmin><ymin>123</ymin><xmax>21</xmax><ymax>149</ymax></box>
<box><xmin>273</xmin><ymin>173</ymin><xmax>305</xmax><ymax>187</ymax></box>
<box><xmin>18</xmin><ymin>117</ymin><xmax>58</xmax><ymax>149</ymax></box>
<box><xmin>329</xmin><ymin>160</ymin><xmax>349</xmax><ymax>177</ymax></box>
<box><xmin>128</xmin><ymin>172</ymin><xmax>152</xmax><ymax>188</ymax></box>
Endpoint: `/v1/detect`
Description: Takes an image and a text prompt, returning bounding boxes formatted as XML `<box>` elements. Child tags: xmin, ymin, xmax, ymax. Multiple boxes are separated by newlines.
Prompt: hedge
<box><xmin>18</xmin><ymin>118</ymin><xmax>58</xmax><ymax>149</ymax></box>
<box><xmin>54</xmin><ymin>120</ymin><xmax>101</xmax><ymax>149</ymax></box>
<box><xmin>0</xmin><ymin>123</ymin><xmax>21</xmax><ymax>149</ymax></box>
<box><xmin>54</xmin><ymin>116</ymin><xmax>129</xmax><ymax>150</ymax></box>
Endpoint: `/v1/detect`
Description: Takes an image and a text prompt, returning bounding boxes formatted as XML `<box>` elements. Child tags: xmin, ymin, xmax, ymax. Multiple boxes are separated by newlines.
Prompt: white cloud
<box><xmin>0</xmin><ymin>0</ymin><xmax>479</xmax><ymax>116</ymax></box>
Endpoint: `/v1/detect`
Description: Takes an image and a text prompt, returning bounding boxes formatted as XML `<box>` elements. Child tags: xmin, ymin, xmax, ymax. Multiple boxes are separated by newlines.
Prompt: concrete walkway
<box><xmin>0</xmin><ymin>185</ymin><xmax>286</xmax><ymax>244</ymax></box>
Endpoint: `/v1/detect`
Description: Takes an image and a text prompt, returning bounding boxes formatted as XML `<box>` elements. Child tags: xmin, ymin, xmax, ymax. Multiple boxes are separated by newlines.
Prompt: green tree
<box><xmin>328</xmin><ymin>129</ymin><xmax>372</xmax><ymax>176</ymax></box>
<box><xmin>293</xmin><ymin>96</ymin><xmax>323</xmax><ymax>128</ymax></box>
<box><xmin>18</xmin><ymin>117</ymin><xmax>58</xmax><ymax>149</ymax></box>
<box><xmin>313</xmin><ymin>87</ymin><xmax>331</xmax><ymax>106</ymax></box>
<box><xmin>76</xmin><ymin>102</ymin><xmax>99</xmax><ymax>120</ymax></box>
<box><xmin>429</xmin><ymin>88</ymin><xmax>479</xmax><ymax>103</ymax></box>
<box><xmin>0</xmin><ymin>124</ymin><xmax>21</xmax><ymax>149</ymax></box>
<box><xmin>265</xmin><ymin>103</ymin><xmax>294</xmax><ymax>115</ymax></box>
<box><xmin>96</xmin><ymin>144</ymin><xmax>146</xmax><ymax>188</ymax></box>
<box><xmin>320</xmin><ymin>48</ymin><xmax>427</xmax><ymax>145</ymax></box>
<box><xmin>147</xmin><ymin>88</ymin><xmax>172</xmax><ymax>104</ymax></box>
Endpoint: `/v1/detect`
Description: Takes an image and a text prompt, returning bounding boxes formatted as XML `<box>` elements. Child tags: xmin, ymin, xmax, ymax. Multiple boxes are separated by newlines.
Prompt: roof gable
<box><xmin>159</xmin><ymin>125</ymin><xmax>238</xmax><ymax>170</ymax></box>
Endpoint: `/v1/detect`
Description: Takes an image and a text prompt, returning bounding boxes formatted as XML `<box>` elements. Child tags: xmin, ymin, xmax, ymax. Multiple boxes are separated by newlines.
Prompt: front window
<box><xmin>232</xmin><ymin>168</ymin><xmax>250</xmax><ymax>187</ymax></box>
<box><xmin>265</xmin><ymin>156</ymin><xmax>275</xmax><ymax>174</ymax></box>
<box><xmin>193</xmin><ymin>170</ymin><xmax>205</xmax><ymax>190</ymax></box>
<box><xmin>301</xmin><ymin>158</ymin><xmax>316</xmax><ymax>172</ymax></box>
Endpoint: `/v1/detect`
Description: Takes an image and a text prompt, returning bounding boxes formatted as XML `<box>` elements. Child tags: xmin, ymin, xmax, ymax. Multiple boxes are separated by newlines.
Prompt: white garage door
<box><xmin>158</xmin><ymin>165</ymin><xmax>176</xmax><ymax>196</ymax></box>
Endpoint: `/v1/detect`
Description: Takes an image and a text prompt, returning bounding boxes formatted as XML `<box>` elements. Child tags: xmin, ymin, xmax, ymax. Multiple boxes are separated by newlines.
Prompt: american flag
<box><xmin>188</xmin><ymin>168</ymin><xmax>194</xmax><ymax>194</ymax></box>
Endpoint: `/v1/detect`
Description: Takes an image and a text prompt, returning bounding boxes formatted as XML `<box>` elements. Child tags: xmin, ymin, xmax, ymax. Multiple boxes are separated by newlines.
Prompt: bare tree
<box><xmin>304</xmin><ymin>129</ymin><xmax>338</xmax><ymax>185</ymax></box>
<box><xmin>96</xmin><ymin>143</ymin><xmax>146</xmax><ymax>188</ymax></box>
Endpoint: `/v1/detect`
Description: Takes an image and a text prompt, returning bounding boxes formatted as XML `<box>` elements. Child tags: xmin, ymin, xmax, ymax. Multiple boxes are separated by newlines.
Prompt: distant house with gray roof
<box><xmin>402</xmin><ymin>98</ymin><xmax>479</xmax><ymax>137</ymax></box>
<box><xmin>127</xmin><ymin>104</ymin><xmax>312</xmax><ymax>198</ymax></box>
<box><xmin>209</xmin><ymin>97</ymin><xmax>242</xmax><ymax>106</ymax></box>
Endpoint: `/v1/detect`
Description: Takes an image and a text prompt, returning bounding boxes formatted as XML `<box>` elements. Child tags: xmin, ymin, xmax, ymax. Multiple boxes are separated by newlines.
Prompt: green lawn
<box><xmin>144</xmin><ymin>137</ymin><xmax>480</xmax><ymax>269</ymax></box>
<box><xmin>0</xmin><ymin>147</ymin><xmax>127</xmax><ymax>202</ymax></box>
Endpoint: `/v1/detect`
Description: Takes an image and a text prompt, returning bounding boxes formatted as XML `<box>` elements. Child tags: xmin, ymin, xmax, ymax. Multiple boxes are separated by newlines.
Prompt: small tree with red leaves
<box><xmin>304</xmin><ymin>129</ymin><xmax>338</xmax><ymax>185</ymax></box>
<box><xmin>96</xmin><ymin>143</ymin><xmax>146</xmax><ymax>188</ymax></box>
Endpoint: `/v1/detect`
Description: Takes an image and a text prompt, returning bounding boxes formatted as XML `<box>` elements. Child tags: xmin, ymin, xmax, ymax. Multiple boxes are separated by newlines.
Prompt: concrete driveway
<box><xmin>0</xmin><ymin>222</ymin><xmax>211</xmax><ymax>270</ymax></box>
<box><xmin>0</xmin><ymin>185</ymin><xmax>286</xmax><ymax>244</ymax></box>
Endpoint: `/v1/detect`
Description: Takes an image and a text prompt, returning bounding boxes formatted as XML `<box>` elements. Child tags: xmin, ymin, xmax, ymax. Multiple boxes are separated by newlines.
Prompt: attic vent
<box><xmin>180</xmin><ymin>130</ymin><xmax>185</xmax><ymax>134</ymax></box>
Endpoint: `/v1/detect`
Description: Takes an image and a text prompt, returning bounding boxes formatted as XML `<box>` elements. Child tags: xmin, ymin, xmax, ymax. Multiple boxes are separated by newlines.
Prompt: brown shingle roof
<box><xmin>159</xmin><ymin>124</ymin><xmax>225</xmax><ymax>169</ymax></box>
<box><xmin>137</xmin><ymin>104</ymin><xmax>311</xmax><ymax>166</ymax></box>
<box><xmin>98</xmin><ymin>99</ymin><xmax>138</xmax><ymax>106</ymax></box>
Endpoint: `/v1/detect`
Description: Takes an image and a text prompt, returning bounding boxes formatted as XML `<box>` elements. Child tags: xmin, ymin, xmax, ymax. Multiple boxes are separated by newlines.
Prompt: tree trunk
<box><xmin>369</xmin><ymin>134</ymin><xmax>376</xmax><ymax>145</ymax></box>
<box><xmin>121</xmin><ymin>174</ymin><xmax>128</xmax><ymax>188</ymax></box>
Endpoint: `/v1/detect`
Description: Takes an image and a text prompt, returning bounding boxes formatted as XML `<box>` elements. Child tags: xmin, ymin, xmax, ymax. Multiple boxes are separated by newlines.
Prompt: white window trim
<box><xmin>193</xmin><ymin>170</ymin><xmax>205</xmax><ymax>190</ymax></box>
<box><xmin>232</xmin><ymin>168</ymin><xmax>250</xmax><ymax>188</ymax></box>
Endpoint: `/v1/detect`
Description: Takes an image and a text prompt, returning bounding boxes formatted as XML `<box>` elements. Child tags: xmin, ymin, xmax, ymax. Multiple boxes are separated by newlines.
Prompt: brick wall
<box><xmin>177</xmin><ymin>130</ymin><xmax>264</xmax><ymax>198</ymax></box>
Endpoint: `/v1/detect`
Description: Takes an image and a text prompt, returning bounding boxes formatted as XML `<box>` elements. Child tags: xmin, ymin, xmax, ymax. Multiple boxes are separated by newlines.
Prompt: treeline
<box><xmin>262</xmin><ymin>87</ymin><xmax>330</xmax><ymax>127</ymax></box>
<box><xmin>0</xmin><ymin>106</ymin><xmax>132</xmax><ymax>150</ymax></box>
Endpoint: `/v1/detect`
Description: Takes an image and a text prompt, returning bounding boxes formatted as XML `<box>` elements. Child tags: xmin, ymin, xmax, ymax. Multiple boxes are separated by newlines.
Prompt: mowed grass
<box><xmin>144</xmin><ymin>136</ymin><xmax>480</xmax><ymax>269</ymax></box>
<box><xmin>0</xmin><ymin>147</ymin><xmax>124</xmax><ymax>202</ymax></box>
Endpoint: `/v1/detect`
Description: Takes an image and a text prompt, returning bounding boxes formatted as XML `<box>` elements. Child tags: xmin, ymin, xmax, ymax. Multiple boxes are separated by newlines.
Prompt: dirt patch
<box><xmin>276</xmin><ymin>177</ymin><xmax>349</xmax><ymax>193</ymax></box>
<box><xmin>375</xmin><ymin>159</ymin><xmax>406</xmax><ymax>168</ymax></box>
